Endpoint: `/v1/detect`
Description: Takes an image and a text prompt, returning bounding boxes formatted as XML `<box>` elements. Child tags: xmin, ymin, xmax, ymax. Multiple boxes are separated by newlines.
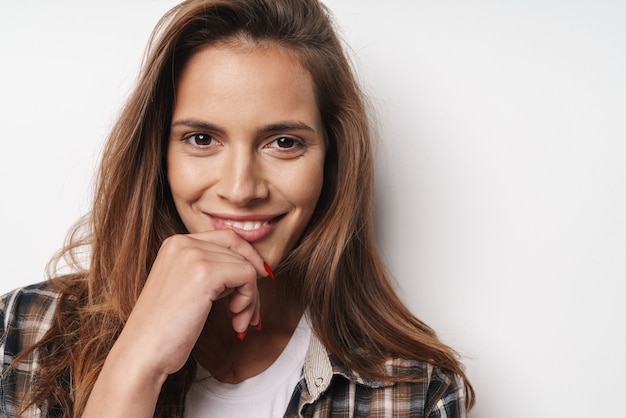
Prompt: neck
<box><xmin>193</xmin><ymin>279</ymin><xmax>303</xmax><ymax>383</ymax></box>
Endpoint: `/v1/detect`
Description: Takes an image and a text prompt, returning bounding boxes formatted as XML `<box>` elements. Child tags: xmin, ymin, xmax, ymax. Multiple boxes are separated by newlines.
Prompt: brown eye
<box><xmin>187</xmin><ymin>133</ymin><xmax>214</xmax><ymax>146</ymax></box>
<box><xmin>276</xmin><ymin>137</ymin><xmax>296</xmax><ymax>148</ymax></box>
<box><xmin>265</xmin><ymin>136</ymin><xmax>305</xmax><ymax>157</ymax></box>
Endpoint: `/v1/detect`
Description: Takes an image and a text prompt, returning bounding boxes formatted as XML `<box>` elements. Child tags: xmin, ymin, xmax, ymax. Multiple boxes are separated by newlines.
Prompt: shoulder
<box><xmin>297</xmin><ymin>334</ymin><xmax>468</xmax><ymax>417</ymax></box>
<box><xmin>1</xmin><ymin>281</ymin><xmax>62</xmax><ymax>417</ymax></box>
<box><xmin>336</xmin><ymin>357</ymin><xmax>467</xmax><ymax>417</ymax></box>
<box><xmin>1</xmin><ymin>280</ymin><xmax>61</xmax><ymax>310</ymax></box>
<box><xmin>1</xmin><ymin>281</ymin><xmax>61</xmax><ymax>361</ymax></box>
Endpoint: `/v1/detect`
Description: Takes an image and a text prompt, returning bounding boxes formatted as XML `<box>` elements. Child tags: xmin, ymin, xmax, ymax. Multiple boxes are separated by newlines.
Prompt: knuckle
<box><xmin>187</xmin><ymin>258</ymin><xmax>209</xmax><ymax>279</ymax></box>
<box><xmin>161</xmin><ymin>236</ymin><xmax>205</xmax><ymax>266</ymax></box>
<box><xmin>242</xmin><ymin>262</ymin><xmax>257</xmax><ymax>281</ymax></box>
<box><xmin>174</xmin><ymin>246</ymin><xmax>202</xmax><ymax>269</ymax></box>
<box><xmin>161</xmin><ymin>234</ymin><xmax>187</xmax><ymax>252</ymax></box>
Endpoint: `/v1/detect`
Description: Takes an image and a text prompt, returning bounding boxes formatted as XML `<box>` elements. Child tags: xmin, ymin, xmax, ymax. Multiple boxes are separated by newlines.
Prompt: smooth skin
<box><xmin>84</xmin><ymin>41</ymin><xmax>326</xmax><ymax>417</ymax></box>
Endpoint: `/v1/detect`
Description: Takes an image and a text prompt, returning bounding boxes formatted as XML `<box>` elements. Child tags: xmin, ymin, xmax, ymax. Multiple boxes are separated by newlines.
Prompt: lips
<box><xmin>220</xmin><ymin>219</ymin><xmax>270</xmax><ymax>231</ymax></box>
<box><xmin>207</xmin><ymin>213</ymin><xmax>284</xmax><ymax>242</ymax></box>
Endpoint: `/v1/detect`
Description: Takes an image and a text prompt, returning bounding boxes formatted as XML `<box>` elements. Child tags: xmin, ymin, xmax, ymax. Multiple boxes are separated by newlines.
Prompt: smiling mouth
<box><xmin>220</xmin><ymin>219</ymin><xmax>271</xmax><ymax>231</ymax></box>
<box><xmin>207</xmin><ymin>213</ymin><xmax>285</xmax><ymax>242</ymax></box>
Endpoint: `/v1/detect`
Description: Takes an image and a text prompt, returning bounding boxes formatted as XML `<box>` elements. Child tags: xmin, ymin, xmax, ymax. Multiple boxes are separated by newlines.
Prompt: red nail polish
<box><xmin>237</xmin><ymin>331</ymin><xmax>247</xmax><ymax>341</ymax></box>
<box><xmin>255</xmin><ymin>318</ymin><xmax>262</xmax><ymax>331</ymax></box>
<box><xmin>264</xmin><ymin>262</ymin><xmax>275</xmax><ymax>280</ymax></box>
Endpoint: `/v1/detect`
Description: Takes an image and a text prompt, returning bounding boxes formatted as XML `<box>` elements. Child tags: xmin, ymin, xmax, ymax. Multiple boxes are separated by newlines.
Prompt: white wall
<box><xmin>1</xmin><ymin>1</ymin><xmax>625</xmax><ymax>417</ymax></box>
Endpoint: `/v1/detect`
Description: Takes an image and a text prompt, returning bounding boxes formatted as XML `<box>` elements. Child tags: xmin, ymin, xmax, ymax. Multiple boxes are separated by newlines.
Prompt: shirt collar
<box><xmin>302</xmin><ymin>332</ymin><xmax>395</xmax><ymax>401</ymax></box>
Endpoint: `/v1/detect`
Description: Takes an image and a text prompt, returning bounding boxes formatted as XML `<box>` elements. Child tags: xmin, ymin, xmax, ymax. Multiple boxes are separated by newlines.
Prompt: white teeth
<box><xmin>223</xmin><ymin>220</ymin><xmax>267</xmax><ymax>231</ymax></box>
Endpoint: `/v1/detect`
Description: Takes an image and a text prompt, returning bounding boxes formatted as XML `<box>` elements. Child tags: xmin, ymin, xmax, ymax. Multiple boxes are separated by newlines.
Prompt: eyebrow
<box><xmin>171</xmin><ymin>119</ymin><xmax>223</xmax><ymax>132</ymax></box>
<box><xmin>171</xmin><ymin>119</ymin><xmax>316</xmax><ymax>134</ymax></box>
<box><xmin>260</xmin><ymin>122</ymin><xmax>315</xmax><ymax>134</ymax></box>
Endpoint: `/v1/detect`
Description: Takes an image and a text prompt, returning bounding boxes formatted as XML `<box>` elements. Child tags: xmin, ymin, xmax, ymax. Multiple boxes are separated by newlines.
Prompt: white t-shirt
<box><xmin>184</xmin><ymin>314</ymin><xmax>312</xmax><ymax>417</ymax></box>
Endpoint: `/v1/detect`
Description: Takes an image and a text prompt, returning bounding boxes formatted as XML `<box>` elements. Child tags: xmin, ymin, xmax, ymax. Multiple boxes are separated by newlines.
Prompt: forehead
<box><xmin>179</xmin><ymin>40</ymin><xmax>311</xmax><ymax>95</ymax></box>
<box><xmin>171</xmin><ymin>39</ymin><xmax>323</xmax><ymax>136</ymax></box>
<box><xmin>180</xmin><ymin>37</ymin><xmax>310</xmax><ymax>84</ymax></box>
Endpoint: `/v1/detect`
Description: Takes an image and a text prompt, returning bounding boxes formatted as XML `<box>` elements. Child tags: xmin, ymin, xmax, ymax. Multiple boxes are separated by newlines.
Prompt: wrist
<box><xmin>83</xmin><ymin>339</ymin><xmax>169</xmax><ymax>417</ymax></box>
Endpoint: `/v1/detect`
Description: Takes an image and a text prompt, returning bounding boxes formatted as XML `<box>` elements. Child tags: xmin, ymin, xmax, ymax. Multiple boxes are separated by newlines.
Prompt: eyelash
<box><xmin>180</xmin><ymin>133</ymin><xmax>305</xmax><ymax>154</ymax></box>
<box><xmin>266</xmin><ymin>136</ymin><xmax>305</xmax><ymax>151</ymax></box>
<box><xmin>183</xmin><ymin>133</ymin><xmax>216</xmax><ymax>147</ymax></box>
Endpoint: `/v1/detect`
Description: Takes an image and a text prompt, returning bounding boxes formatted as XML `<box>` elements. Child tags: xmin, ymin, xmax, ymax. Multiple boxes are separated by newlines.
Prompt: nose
<box><xmin>216</xmin><ymin>147</ymin><xmax>268</xmax><ymax>207</ymax></box>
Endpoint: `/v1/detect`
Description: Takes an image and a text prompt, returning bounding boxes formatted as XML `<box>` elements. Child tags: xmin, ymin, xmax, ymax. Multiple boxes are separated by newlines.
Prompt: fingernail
<box><xmin>237</xmin><ymin>331</ymin><xmax>247</xmax><ymax>341</ymax></box>
<box><xmin>264</xmin><ymin>262</ymin><xmax>275</xmax><ymax>280</ymax></box>
<box><xmin>255</xmin><ymin>318</ymin><xmax>262</xmax><ymax>331</ymax></box>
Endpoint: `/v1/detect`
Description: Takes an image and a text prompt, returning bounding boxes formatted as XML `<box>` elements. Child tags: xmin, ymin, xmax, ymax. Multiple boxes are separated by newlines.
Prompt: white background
<box><xmin>1</xmin><ymin>1</ymin><xmax>625</xmax><ymax>417</ymax></box>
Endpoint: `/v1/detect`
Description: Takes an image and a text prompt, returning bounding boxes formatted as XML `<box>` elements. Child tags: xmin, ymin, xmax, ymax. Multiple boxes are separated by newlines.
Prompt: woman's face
<box><xmin>167</xmin><ymin>42</ymin><xmax>326</xmax><ymax>267</ymax></box>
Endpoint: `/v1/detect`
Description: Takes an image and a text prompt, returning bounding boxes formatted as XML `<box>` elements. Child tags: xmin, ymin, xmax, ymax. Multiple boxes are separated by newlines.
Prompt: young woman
<box><xmin>0</xmin><ymin>0</ymin><xmax>475</xmax><ymax>416</ymax></box>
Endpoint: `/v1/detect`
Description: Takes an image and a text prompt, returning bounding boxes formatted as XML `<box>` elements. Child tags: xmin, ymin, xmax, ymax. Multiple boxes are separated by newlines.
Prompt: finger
<box><xmin>215</xmin><ymin>287</ymin><xmax>235</xmax><ymax>300</ymax></box>
<box><xmin>228</xmin><ymin>279</ymin><xmax>258</xmax><ymax>315</ymax></box>
<box><xmin>189</xmin><ymin>230</ymin><xmax>269</xmax><ymax>278</ymax></box>
<box><xmin>229</xmin><ymin>282</ymin><xmax>260</xmax><ymax>333</ymax></box>
<box><xmin>250</xmin><ymin>297</ymin><xmax>261</xmax><ymax>330</ymax></box>
<box><xmin>185</xmin><ymin>236</ymin><xmax>248</xmax><ymax>262</ymax></box>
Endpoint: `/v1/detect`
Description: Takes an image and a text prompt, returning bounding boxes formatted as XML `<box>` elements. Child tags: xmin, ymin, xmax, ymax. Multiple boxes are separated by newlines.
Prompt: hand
<box><xmin>123</xmin><ymin>230</ymin><xmax>268</xmax><ymax>375</ymax></box>
<box><xmin>84</xmin><ymin>230</ymin><xmax>268</xmax><ymax>417</ymax></box>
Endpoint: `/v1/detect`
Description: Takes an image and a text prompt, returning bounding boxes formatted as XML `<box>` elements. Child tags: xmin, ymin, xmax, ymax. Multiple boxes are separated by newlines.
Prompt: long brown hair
<box><xmin>18</xmin><ymin>0</ymin><xmax>474</xmax><ymax>415</ymax></box>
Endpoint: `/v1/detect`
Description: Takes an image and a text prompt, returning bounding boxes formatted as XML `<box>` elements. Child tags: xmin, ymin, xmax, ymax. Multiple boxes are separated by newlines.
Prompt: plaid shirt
<box><xmin>1</xmin><ymin>282</ymin><xmax>467</xmax><ymax>417</ymax></box>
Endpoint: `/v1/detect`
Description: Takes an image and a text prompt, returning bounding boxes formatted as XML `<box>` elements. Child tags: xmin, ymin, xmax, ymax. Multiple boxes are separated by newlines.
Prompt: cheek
<box><xmin>289</xmin><ymin>162</ymin><xmax>325</xmax><ymax>215</ymax></box>
<box><xmin>167</xmin><ymin>155</ymin><xmax>203</xmax><ymax>204</ymax></box>
<box><xmin>167</xmin><ymin>159</ymin><xmax>185</xmax><ymax>201</ymax></box>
